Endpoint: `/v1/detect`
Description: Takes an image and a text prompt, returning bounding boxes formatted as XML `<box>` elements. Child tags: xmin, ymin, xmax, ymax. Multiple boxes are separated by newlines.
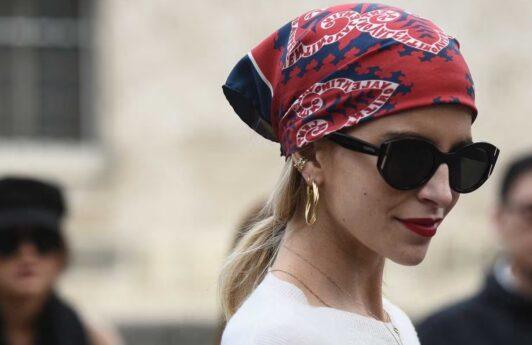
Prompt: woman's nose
<box><xmin>17</xmin><ymin>242</ymin><xmax>40</xmax><ymax>260</ymax></box>
<box><xmin>417</xmin><ymin>163</ymin><xmax>455</xmax><ymax>208</ymax></box>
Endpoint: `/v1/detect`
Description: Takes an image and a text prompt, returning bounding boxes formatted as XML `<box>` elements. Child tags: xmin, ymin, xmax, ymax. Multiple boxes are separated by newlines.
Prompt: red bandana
<box><xmin>223</xmin><ymin>3</ymin><xmax>476</xmax><ymax>156</ymax></box>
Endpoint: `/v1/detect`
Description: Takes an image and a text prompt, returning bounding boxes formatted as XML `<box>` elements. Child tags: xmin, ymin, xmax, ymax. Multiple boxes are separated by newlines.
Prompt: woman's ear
<box><xmin>57</xmin><ymin>250</ymin><xmax>69</xmax><ymax>272</ymax></box>
<box><xmin>292</xmin><ymin>142</ymin><xmax>327</xmax><ymax>186</ymax></box>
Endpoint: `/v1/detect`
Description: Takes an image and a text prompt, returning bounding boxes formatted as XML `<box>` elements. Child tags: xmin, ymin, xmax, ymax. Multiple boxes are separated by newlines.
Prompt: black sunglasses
<box><xmin>0</xmin><ymin>227</ymin><xmax>63</xmax><ymax>258</ymax></box>
<box><xmin>327</xmin><ymin>132</ymin><xmax>499</xmax><ymax>193</ymax></box>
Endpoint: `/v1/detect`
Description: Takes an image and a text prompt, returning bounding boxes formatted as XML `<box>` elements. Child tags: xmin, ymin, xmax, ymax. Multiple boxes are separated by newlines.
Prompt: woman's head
<box><xmin>0</xmin><ymin>177</ymin><xmax>68</xmax><ymax>300</ymax></box>
<box><xmin>0</xmin><ymin>226</ymin><xmax>66</xmax><ymax>299</ymax></box>
<box><xmin>220</xmin><ymin>3</ymin><xmax>499</xmax><ymax>319</ymax></box>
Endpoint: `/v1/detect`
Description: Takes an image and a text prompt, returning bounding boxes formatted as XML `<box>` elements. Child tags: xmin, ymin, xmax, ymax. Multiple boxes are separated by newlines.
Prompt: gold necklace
<box><xmin>270</xmin><ymin>245</ymin><xmax>403</xmax><ymax>345</ymax></box>
<box><xmin>269</xmin><ymin>268</ymin><xmax>330</xmax><ymax>307</ymax></box>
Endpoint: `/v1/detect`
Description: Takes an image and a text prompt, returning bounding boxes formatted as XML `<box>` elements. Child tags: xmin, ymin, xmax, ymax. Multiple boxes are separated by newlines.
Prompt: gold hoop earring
<box><xmin>305</xmin><ymin>180</ymin><xmax>319</xmax><ymax>225</ymax></box>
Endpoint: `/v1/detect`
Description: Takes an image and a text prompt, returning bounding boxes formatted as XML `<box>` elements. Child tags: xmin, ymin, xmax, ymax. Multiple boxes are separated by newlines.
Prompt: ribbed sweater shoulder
<box><xmin>221</xmin><ymin>272</ymin><xmax>420</xmax><ymax>345</ymax></box>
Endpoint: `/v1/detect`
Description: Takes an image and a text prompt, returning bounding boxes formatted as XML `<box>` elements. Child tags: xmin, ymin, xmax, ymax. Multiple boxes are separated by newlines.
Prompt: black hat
<box><xmin>0</xmin><ymin>177</ymin><xmax>66</xmax><ymax>231</ymax></box>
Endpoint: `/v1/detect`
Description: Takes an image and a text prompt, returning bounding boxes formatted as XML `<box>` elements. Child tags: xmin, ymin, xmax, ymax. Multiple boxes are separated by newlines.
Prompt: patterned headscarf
<box><xmin>223</xmin><ymin>3</ymin><xmax>476</xmax><ymax>156</ymax></box>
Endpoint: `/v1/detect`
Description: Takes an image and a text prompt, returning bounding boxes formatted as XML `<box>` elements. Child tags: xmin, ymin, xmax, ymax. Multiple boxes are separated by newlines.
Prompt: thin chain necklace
<box><xmin>269</xmin><ymin>245</ymin><xmax>403</xmax><ymax>345</ymax></box>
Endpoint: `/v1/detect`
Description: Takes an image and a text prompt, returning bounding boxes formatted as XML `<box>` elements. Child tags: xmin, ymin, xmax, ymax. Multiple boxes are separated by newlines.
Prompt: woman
<box><xmin>219</xmin><ymin>3</ymin><xmax>499</xmax><ymax>345</ymax></box>
<box><xmin>0</xmin><ymin>177</ymin><xmax>121</xmax><ymax>345</ymax></box>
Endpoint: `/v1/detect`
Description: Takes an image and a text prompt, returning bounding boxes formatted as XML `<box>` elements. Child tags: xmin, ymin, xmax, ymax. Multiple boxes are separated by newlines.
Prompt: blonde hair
<box><xmin>218</xmin><ymin>156</ymin><xmax>305</xmax><ymax>320</ymax></box>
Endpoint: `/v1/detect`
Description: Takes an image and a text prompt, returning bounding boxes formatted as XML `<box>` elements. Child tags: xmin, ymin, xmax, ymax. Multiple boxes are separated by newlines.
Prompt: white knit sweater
<box><xmin>222</xmin><ymin>272</ymin><xmax>420</xmax><ymax>345</ymax></box>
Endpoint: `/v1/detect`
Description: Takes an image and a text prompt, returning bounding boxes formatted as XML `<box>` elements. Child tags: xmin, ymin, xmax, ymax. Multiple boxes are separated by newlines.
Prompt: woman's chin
<box><xmin>4</xmin><ymin>279</ymin><xmax>51</xmax><ymax>299</ymax></box>
<box><xmin>388</xmin><ymin>245</ymin><xmax>430</xmax><ymax>266</ymax></box>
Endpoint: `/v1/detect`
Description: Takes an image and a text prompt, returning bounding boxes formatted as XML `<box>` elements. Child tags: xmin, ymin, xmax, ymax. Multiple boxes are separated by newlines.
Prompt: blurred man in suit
<box><xmin>417</xmin><ymin>154</ymin><xmax>532</xmax><ymax>345</ymax></box>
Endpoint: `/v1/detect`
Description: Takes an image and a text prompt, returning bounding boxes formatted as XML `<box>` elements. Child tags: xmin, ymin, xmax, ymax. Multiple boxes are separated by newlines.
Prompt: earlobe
<box><xmin>301</xmin><ymin>168</ymin><xmax>324</xmax><ymax>187</ymax></box>
<box><xmin>305</xmin><ymin>158</ymin><xmax>325</xmax><ymax>186</ymax></box>
<box><xmin>307</xmin><ymin>173</ymin><xmax>324</xmax><ymax>187</ymax></box>
<box><xmin>57</xmin><ymin>252</ymin><xmax>68</xmax><ymax>272</ymax></box>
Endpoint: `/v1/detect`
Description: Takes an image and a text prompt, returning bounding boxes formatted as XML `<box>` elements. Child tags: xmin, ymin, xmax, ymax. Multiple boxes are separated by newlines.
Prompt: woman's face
<box><xmin>313</xmin><ymin>105</ymin><xmax>472</xmax><ymax>265</ymax></box>
<box><xmin>0</xmin><ymin>241</ymin><xmax>63</xmax><ymax>300</ymax></box>
<box><xmin>496</xmin><ymin>171</ymin><xmax>532</xmax><ymax>271</ymax></box>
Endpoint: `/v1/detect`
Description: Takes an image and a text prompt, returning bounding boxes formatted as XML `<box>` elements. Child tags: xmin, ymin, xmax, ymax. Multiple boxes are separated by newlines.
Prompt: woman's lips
<box><xmin>396</xmin><ymin>218</ymin><xmax>442</xmax><ymax>238</ymax></box>
<box><xmin>15</xmin><ymin>265</ymin><xmax>37</xmax><ymax>279</ymax></box>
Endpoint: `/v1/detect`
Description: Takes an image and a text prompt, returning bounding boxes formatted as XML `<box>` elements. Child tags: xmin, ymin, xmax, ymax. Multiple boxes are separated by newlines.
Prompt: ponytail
<box><xmin>218</xmin><ymin>157</ymin><xmax>304</xmax><ymax>319</ymax></box>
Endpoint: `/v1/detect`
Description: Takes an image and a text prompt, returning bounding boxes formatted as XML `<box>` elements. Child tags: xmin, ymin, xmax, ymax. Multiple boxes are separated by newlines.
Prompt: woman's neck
<box><xmin>0</xmin><ymin>293</ymin><xmax>48</xmax><ymax>333</ymax></box>
<box><xmin>272</xmin><ymin>209</ymin><xmax>387</xmax><ymax>320</ymax></box>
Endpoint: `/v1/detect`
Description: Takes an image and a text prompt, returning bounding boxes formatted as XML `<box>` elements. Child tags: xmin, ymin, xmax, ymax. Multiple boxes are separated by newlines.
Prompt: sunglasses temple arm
<box><xmin>326</xmin><ymin>133</ymin><xmax>381</xmax><ymax>156</ymax></box>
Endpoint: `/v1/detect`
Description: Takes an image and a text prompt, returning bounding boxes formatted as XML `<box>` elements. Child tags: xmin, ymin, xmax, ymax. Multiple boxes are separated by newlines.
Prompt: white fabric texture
<box><xmin>222</xmin><ymin>272</ymin><xmax>420</xmax><ymax>345</ymax></box>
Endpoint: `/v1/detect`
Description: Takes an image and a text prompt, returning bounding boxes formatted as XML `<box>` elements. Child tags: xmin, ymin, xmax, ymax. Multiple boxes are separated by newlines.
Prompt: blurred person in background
<box><xmin>417</xmin><ymin>154</ymin><xmax>532</xmax><ymax>344</ymax></box>
<box><xmin>0</xmin><ymin>177</ymin><xmax>122</xmax><ymax>345</ymax></box>
<box><xmin>218</xmin><ymin>3</ymin><xmax>499</xmax><ymax>344</ymax></box>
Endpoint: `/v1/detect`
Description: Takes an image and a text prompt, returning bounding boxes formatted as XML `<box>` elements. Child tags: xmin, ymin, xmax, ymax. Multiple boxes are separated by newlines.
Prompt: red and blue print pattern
<box><xmin>223</xmin><ymin>3</ymin><xmax>476</xmax><ymax>156</ymax></box>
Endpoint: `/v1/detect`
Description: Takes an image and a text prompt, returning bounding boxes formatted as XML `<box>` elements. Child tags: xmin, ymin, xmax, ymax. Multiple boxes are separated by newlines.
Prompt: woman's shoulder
<box><xmin>221</xmin><ymin>273</ymin><xmax>324</xmax><ymax>344</ymax></box>
<box><xmin>46</xmin><ymin>293</ymin><xmax>124</xmax><ymax>345</ymax></box>
<box><xmin>85</xmin><ymin>324</ymin><xmax>124</xmax><ymax>345</ymax></box>
<box><xmin>223</xmin><ymin>313</ymin><xmax>316</xmax><ymax>345</ymax></box>
<box><xmin>223</xmin><ymin>306</ymin><xmax>324</xmax><ymax>345</ymax></box>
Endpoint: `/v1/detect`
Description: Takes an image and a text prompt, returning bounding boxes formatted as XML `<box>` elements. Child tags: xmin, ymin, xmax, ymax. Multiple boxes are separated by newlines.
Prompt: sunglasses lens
<box><xmin>451</xmin><ymin>145</ymin><xmax>490</xmax><ymax>193</ymax></box>
<box><xmin>32</xmin><ymin>228</ymin><xmax>62</xmax><ymax>255</ymax></box>
<box><xmin>0</xmin><ymin>227</ymin><xmax>62</xmax><ymax>257</ymax></box>
<box><xmin>381</xmin><ymin>139</ymin><xmax>435</xmax><ymax>189</ymax></box>
<box><xmin>0</xmin><ymin>230</ymin><xmax>20</xmax><ymax>257</ymax></box>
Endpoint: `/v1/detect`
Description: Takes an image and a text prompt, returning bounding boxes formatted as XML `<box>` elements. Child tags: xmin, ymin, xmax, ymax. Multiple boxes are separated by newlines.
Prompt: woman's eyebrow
<box><xmin>379</xmin><ymin>131</ymin><xmax>473</xmax><ymax>151</ymax></box>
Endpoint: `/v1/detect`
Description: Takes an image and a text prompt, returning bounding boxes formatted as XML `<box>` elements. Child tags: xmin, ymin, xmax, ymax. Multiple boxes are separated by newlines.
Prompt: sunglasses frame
<box><xmin>326</xmin><ymin>132</ymin><xmax>500</xmax><ymax>193</ymax></box>
<box><xmin>0</xmin><ymin>227</ymin><xmax>63</xmax><ymax>258</ymax></box>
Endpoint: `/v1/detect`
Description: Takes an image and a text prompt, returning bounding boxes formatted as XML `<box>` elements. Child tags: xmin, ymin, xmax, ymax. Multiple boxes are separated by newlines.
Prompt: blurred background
<box><xmin>0</xmin><ymin>0</ymin><xmax>531</xmax><ymax>344</ymax></box>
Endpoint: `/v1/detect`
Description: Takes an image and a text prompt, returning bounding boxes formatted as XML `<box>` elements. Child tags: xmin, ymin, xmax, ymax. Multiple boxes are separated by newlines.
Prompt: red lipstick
<box><xmin>396</xmin><ymin>218</ymin><xmax>442</xmax><ymax>238</ymax></box>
